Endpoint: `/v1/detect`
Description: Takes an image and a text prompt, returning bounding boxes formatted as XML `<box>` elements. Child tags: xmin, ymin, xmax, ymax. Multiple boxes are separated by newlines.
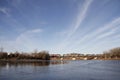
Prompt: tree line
<box><xmin>0</xmin><ymin>47</ymin><xmax>120</xmax><ymax>60</ymax></box>
<box><xmin>0</xmin><ymin>50</ymin><xmax>50</xmax><ymax>60</ymax></box>
<box><xmin>102</xmin><ymin>47</ymin><xmax>120</xmax><ymax>59</ymax></box>
<box><xmin>83</xmin><ymin>47</ymin><xmax>120</xmax><ymax>59</ymax></box>
<box><xmin>53</xmin><ymin>47</ymin><xmax>120</xmax><ymax>60</ymax></box>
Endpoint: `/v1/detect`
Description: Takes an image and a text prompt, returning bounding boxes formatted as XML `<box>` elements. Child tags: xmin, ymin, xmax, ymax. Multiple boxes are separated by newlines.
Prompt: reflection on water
<box><xmin>50</xmin><ymin>60</ymin><xmax>68</xmax><ymax>65</ymax></box>
<box><xmin>0</xmin><ymin>60</ymin><xmax>120</xmax><ymax>80</ymax></box>
<box><xmin>0</xmin><ymin>60</ymin><xmax>67</xmax><ymax>68</ymax></box>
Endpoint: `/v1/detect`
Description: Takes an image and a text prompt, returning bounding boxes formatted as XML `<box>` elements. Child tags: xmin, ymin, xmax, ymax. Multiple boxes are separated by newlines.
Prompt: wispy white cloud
<box><xmin>75</xmin><ymin>17</ymin><xmax>120</xmax><ymax>46</ymax></box>
<box><xmin>68</xmin><ymin>0</ymin><xmax>93</xmax><ymax>38</ymax></box>
<box><xmin>55</xmin><ymin>16</ymin><xmax>120</xmax><ymax>54</ymax></box>
<box><xmin>71</xmin><ymin>17</ymin><xmax>120</xmax><ymax>53</ymax></box>
<box><xmin>96</xmin><ymin>27</ymin><xmax>119</xmax><ymax>40</ymax></box>
<box><xmin>16</xmin><ymin>28</ymin><xmax>43</xmax><ymax>44</ymax></box>
<box><xmin>61</xmin><ymin>0</ymin><xmax>120</xmax><ymax>53</ymax></box>
<box><xmin>29</xmin><ymin>29</ymin><xmax>43</xmax><ymax>33</ymax></box>
<box><xmin>56</xmin><ymin>0</ymin><xmax>93</xmax><ymax>50</ymax></box>
<box><xmin>96</xmin><ymin>31</ymin><xmax>114</xmax><ymax>40</ymax></box>
<box><xmin>0</xmin><ymin>7</ymin><xmax>10</xmax><ymax>16</ymax></box>
<box><xmin>112</xmin><ymin>34</ymin><xmax>120</xmax><ymax>39</ymax></box>
<box><xmin>1</xmin><ymin>28</ymin><xmax>43</xmax><ymax>52</ymax></box>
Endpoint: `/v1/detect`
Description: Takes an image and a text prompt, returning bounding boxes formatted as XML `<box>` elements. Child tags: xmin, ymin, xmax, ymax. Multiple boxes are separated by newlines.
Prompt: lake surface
<box><xmin>0</xmin><ymin>60</ymin><xmax>120</xmax><ymax>80</ymax></box>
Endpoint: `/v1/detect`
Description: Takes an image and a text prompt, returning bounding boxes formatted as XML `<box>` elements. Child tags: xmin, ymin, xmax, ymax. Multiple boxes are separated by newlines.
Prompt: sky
<box><xmin>0</xmin><ymin>0</ymin><xmax>120</xmax><ymax>54</ymax></box>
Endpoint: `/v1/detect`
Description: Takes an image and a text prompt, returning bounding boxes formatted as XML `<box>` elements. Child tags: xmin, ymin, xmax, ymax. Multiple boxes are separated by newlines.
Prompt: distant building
<box><xmin>94</xmin><ymin>57</ymin><xmax>97</xmax><ymax>60</ymax></box>
<box><xmin>72</xmin><ymin>58</ymin><xmax>76</xmax><ymax>60</ymax></box>
<box><xmin>84</xmin><ymin>57</ymin><xmax>87</xmax><ymax>60</ymax></box>
<box><xmin>60</xmin><ymin>58</ymin><xmax>63</xmax><ymax>60</ymax></box>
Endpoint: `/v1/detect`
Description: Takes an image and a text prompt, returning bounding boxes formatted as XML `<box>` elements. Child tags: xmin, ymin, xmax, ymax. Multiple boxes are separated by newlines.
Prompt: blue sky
<box><xmin>0</xmin><ymin>0</ymin><xmax>120</xmax><ymax>54</ymax></box>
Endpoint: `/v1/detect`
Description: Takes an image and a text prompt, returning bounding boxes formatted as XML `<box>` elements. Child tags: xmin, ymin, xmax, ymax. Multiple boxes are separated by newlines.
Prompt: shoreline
<box><xmin>0</xmin><ymin>58</ymin><xmax>120</xmax><ymax>62</ymax></box>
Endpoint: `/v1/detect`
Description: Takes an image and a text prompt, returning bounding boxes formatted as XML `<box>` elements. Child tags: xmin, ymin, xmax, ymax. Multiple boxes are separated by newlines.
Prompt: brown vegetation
<box><xmin>0</xmin><ymin>47</ymin><xmax>120</xmax><ymax>61</ymax></box>
<box><xmin>0</xmin><ymin>50</ymin><xmax>50</xmax><ymax>60</ymax></box>
<box><xmin>50</xmin><ymin>47</ymin><xmax>120</xmax><ymax>60</ymax></box>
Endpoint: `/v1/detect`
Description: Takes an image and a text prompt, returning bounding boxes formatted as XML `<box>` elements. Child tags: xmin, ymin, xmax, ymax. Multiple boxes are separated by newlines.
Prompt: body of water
<box><xmin>0</xmin><ymin>60</ymin><xmax>120</xmax><ymax>80</ymax></box>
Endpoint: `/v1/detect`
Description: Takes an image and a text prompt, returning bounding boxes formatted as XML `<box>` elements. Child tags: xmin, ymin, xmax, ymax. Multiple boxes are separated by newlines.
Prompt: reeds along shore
<box><xmin>0</xmin><ymin>47</ymin><xmax>120</xmax><ymax>60</ymax></box>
